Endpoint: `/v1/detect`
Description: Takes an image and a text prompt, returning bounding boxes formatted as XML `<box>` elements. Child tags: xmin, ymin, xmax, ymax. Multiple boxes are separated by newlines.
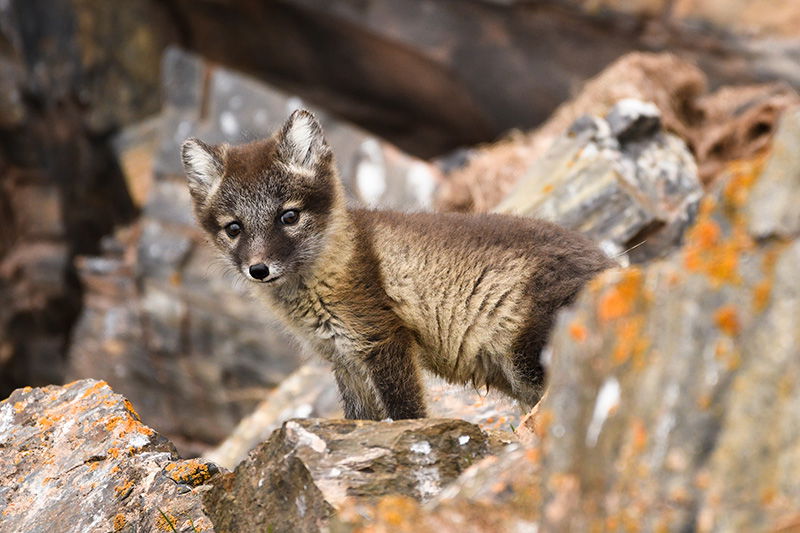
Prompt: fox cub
<box><xmin>181</xmin><ymin>110</ymin><xmax>612</xmax><ymax>420</ymax></box>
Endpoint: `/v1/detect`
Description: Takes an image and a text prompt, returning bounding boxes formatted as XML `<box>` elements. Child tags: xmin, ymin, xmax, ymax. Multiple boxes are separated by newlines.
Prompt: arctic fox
<box><xmin>181</xmin><ymin>109</ymin><xmax>612</xmax><ymax>420</ymax></box>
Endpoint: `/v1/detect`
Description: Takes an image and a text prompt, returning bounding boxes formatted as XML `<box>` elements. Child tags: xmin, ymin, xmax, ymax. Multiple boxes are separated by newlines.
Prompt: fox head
<box><xmin>181</xmin><ymin>109</ymin><xmax>345</xmax><ymax>285</ymax></box>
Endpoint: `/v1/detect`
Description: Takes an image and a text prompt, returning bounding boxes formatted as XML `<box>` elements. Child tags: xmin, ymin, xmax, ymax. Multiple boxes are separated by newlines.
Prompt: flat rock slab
<box><xmin>205</xmin><ymin>362</ymin><xmax>521</xmax><ymax>470</ymax></box>
<box><xmin>204</xmin><ymin>418</ymin><xmax>495</xmax><ymax>532</ymax></box>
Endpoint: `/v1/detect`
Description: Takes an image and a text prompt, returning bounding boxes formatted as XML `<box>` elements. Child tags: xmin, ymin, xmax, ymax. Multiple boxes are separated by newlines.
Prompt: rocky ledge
<box><xmin>0</xmin><ymin>379</ymin><xmax>506</xmax><ymax>532</ymax></box>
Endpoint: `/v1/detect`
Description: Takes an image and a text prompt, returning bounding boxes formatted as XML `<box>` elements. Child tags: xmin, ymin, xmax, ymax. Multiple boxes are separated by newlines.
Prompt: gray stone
<box><xmin>155</xmin><ymin>47</ymin><xmax>442</xmax><ymax>212</ymax></box>
<box><xmin>204</xmin><ymin>417</ymin><xmax>495</xmax><ymax>532</ymax></box>
<box><xmin>747</xmin><ymin>107</ymin><xmax>800</xmax><ymax>239</ymax></box>
<box><xmin>494</xmin><ymin>99</ymin><xmax>703</xmax><ymax>262</ymax></box>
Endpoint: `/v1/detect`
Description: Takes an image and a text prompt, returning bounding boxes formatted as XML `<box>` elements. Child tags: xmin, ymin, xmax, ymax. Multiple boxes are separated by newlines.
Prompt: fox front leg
<box><xmin>361</xmin><ymin>331</ymin><xmax>427</xmax><ymax>420</ymax></box>
<box><xmin>333</xmin><ymin>364</ymin><xmax>385</xmax><ymax>420</ymax></box>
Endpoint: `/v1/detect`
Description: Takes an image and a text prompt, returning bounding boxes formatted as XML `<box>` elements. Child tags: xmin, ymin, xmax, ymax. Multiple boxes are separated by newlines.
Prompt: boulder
<box><xmin>437</xmin><ymin>53</ymin><xmax>799</xmax><ymax>212</ymax></box>
<box><xmin>204</xmin><ymin>418</ymin><xmax>496</xmax><ymax>532</ymax></box>
<box><xmin>1</xmin><ymin>379</ymin><xmax>509</xmax><ymax>533</ymax></box>
<box><xmin>162</xmin><ymin>0</ymin><xmax>800</xmax><ymax>157</ymax></box>
<box><xmin>0</xmin><ymin>0</ymin><xmax>176</xmax><ymax>397</ymax></box>
<box><xmin>333</xmin><ymin>445</ymin><xmax>541</xmax><ymax>533</ymax></box>
<box><xmin>494</xmin><ymin>98</ymin><xmax>703</xmax><ymax>262</ymax></box>
<box><xmin>0</xmin><ymin>379</ymin><xmax>217</xmax><ymax>533</ymax></box>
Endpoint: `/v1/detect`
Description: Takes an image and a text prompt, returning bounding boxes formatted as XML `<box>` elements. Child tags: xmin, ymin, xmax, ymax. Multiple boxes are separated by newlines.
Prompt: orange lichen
<box><xmin>89</xmin><ymin>462</ymin><xmax>100</xmax><ymax>471</ymax></box>
<box><xmin>79</xmin><ymin>381</ymin><xmax>109</xmax><ymax>400</ymax></box>
<box><xmin>753</xmin><ymin>279</ymin><xmax>773</xmax><ymax>311</ymax></box>
<box><xmin>374</xmin><ymin>495</ymin><xmax>419</xmax><ymax>528</ymax></box>
<box><xmin>541</xmin><ymin>184</ymin><xmax>555</xmax><ymax>194</ymax></box>
<box><xmin>113</xmin><ymin>513</ymin><xmax>127</xmax><ymax>531</ymax></box>
<box><xmin>525</xmin><ymin>447</ymin><xmax>541</xmax><ymax>463</ymax></box>
<box><xmin>612</xmin><ymin>316</ymin><xmax>648</xmax><ymax>365</ymax></box>
<box><xmin>751</xmin><ymin>244</ymin><xmax>786</xmax><ymax>312</ymax></box>
<box><xmin>569</xmin><ymin>321</ymin><xmax>588</xmax><ymax>342</ymax></box>
<box><xmin>722</xmin><ymin>153</ymin><xmax>767</xmax><ymax>210</ymax></box>
<box><xmin>104</xmin><ymin>413</ymin><xmax>154</xmax><ymax>439</ymax></box>
<box><xmin>631</xmin><ymin>419</ymin><xmax>648</xmax><ymax>454</ymax></box>
<box><xmin>107</xmin><ymin>447</ymin><xmax>121</xmax><ymax>459</ymax></box>
<box><xmin>114</xmin><ymin>480</ymin><xmax>134</xmax><ymax>499</ymax></box>
<box><xmin>714</xmin><ymin>305</ymin><xmax>741</xmax><ymax>336</ymax></box>
<box><xmin>37</xmin><ymin>414</ymin><xmax>63</xmax><ymax>430</ymax></box>
<box><xmin>490</xmin><ymin>480</ymin><xmax>508</xmax><ymax>494</ymax></box>
<box><xmin>761</xmin><ymin>486</ymin><xmax>777</xmax><ymax>505</ymax></box>
<box><xmin>697</xmin><ymin>393</ymin><xmax>712</xmax><ymax>410</ymax></box>
<box><xmin>122</xmin><ymin>399</ymin><xmax>141</xmax><ymax>420</ymax></box>
<box><xmin>155</xmin><ymin>510</ymin><xmax>179</xmax><ymax>532</ymax></box>
<box><xmin>695</xmin><ymin>471</ymin><xmax>711</xmax><ymax>490</ymax></box>
<box><xmin>164</xmin><ymin>460</ymin><xmax>214</xmax><ymax>486</ymax></box>
<box><xmin>598</xmin><ymin>269</ymin><xmax>643</xmax><ymax>323</ymax></box>
<box><xmin>682</xmin><ymin>184</ymin><xmax>758</xmax><ymax>287</ymax></box>
<box><xmin>13</xmin><ymin>402</ymin><xmax>23</xmax><ymax>413</ymax></box>
<box><xmin>533</xmin><ymin>409</ymin><xmax>554</xmax><ymax>437</ymax></box>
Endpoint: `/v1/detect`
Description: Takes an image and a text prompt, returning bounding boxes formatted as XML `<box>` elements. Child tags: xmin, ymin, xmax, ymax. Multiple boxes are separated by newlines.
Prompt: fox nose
<box><xmin>249</xmin><ymin>263</ymin><xmax>269</xmax><ymax>280</ymax></box>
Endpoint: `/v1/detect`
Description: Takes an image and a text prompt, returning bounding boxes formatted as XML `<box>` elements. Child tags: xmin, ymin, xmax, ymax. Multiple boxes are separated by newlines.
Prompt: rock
<box><xmin>204</xmin><ymin>418</ymin><xmax>496</xmax><ymax>531</ymax></box>
<box><xmin>1</xmin><ymin>380</ymin><xmax>510</xmax><ymax>532</ymax></box>
<box><xmin>204</xmin><ymin>363</ymin><xmax>343</xmax><ymax>470</ymax></box>
<box><xmin>333</xmin><ymin>445</ymin><xmax>541</xmax><ymax>533</ymax></box>
<box><xmin>746</xmin><ymin>107</ymin><xmax>800</xmax><ymax>239</ymax></box>
<box><xmin>494</xmin><ymin>99</ymin><xmax>703</xmax><ymax>262</ymax></box>
<box><xmin>436</xmin><ymin>53</ymin><xmax>799</xmax><ymax>212</ymax></box>
<box><xmin>535</xmin><ymin>167</ymin><xmax>800</xmax><ymax>531</ymax></box>
<box><xmin>163</xmin><ymin>1</ymin><xmax>800</xmax><ymax>158</ymax></box>
<box><xmin>205</xmin><ymin>362</ymin><xmax>521</xmax><ymax>470</ymax></box>
<box><xmin>0</xmin><ymin>379</ymin><xmax>217</xmax><ymax>533</ymax></box>
<box><xmin>155</xmin><ymin>47</ymin><xmax>442</xmax><ymax>212</ymax></box>
<box><xmin>0</xmin><ymin>0</ymin><xmax>174</xmax><ymax>397</ymax></box>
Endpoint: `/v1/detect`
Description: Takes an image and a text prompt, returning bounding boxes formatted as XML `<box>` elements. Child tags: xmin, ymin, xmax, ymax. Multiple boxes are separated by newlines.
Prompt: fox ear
<box><xmin>181</xmin><ymin>138</ymin><xmax>224</xmax><ymax>203</ymax></box>
<box><xmin>277</xmin><ymin>109</ymin><xmax>330</xmax><ymax>170</ymax></box>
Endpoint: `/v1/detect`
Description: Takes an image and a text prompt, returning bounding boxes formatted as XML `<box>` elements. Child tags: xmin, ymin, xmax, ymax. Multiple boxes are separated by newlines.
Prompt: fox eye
<box><xmin>224</xmin><ymin>221</ymin><xmax>242</xmax><ymax>238</ymax></box>
<box><xmin>280</xmin><ymin>210</ymin><xmax>300</xmax><ymax>225</ymax></box>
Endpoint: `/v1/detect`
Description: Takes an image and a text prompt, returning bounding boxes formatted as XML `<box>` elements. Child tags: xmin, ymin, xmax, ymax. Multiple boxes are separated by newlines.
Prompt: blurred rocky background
<box><xmin>1</xmin><ymin>1</ymin><xmax>799</xmax><ymax>531</ymax></box>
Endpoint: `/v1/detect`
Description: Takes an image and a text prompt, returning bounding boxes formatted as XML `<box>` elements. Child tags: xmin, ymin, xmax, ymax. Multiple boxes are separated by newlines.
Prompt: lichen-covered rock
<box><xmin>204</xmin><ymin>418</ymin><xmax>496</xmax><ymax>532</ymax></box>
<box><xmin>535</xmin><ymin>191</ymin><xmax>799</xmax><ymax>531</ymax></box>
<box><xmin>205</xmin><ymin>362</ymin><xmax>520</xmax><ymax>470</ymax></box>
<box><xmin>0</xmin><ymin>379</ymin><xmax>218</xmax><ymax>533</ymax></box>
<box><xmin>495</xmin><ymin>98</ymin><xmax>702</xmax><ymax>262</ymax></box>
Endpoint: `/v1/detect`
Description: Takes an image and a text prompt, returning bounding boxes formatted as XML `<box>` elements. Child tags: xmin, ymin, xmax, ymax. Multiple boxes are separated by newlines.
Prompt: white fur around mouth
<box><xmin>259</xmin><ymin>275</ymin><xmax>282</xmax><ymax>284</ymax></box>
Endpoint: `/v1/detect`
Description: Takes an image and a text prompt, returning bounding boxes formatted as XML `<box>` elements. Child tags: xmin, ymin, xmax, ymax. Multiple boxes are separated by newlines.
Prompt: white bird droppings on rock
<box><xmin>410</xmin><ymin>440</ymin><xmax>432</xmax><ymax>454</ymax></box>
